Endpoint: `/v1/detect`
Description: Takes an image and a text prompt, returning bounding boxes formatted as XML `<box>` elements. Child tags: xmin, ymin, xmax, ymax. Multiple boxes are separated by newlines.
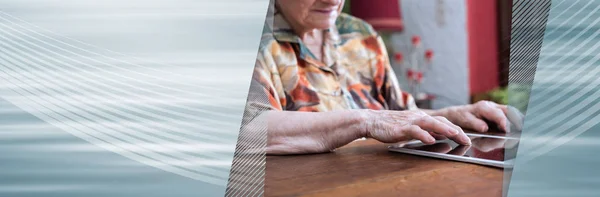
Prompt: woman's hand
<box><xmin>264</xmin><ymin>109</ymin><xmax>472</xmax><ymax>155</ymax></box>
<box><xmin>430</xmin><ymin>101</ymin><xmax>509</xmax><ymax>133</ymax></box>
<box><xmin>363</xmin><ymin>110</ymin><xmax>471</xmax><ymax>145</ymax></box>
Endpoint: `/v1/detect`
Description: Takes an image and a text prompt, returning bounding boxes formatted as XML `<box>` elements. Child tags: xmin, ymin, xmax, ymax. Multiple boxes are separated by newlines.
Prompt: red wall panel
<box><xmin>467</xmin><ymin>0</ymin><xmax>499</xmax><ymax>94</ymax></box>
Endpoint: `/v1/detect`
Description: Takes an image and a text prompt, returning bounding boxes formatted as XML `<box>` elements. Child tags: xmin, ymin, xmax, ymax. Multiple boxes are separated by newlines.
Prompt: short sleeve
<box><xmin>245</xmin><ymin>47</ymin><xmax>285</xmax><ymax>118</ymax></box>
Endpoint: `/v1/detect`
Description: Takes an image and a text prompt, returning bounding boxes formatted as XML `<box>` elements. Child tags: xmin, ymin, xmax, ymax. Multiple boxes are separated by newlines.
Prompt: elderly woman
<box><xmin>247</xmin><ymin>0</ymin><xmax>509</xmax><ymax>155</ymax></box>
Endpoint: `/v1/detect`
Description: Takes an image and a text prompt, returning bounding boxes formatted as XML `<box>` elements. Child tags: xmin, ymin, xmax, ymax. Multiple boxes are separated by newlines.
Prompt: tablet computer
<box><xmin>388</xmin><ymin>136</ymin><xmax>519</xmax><ymax>168</ymax></box>
<box><xmin>463</xmin><ymin>128</ymin><xmax>520</xmax><ymax>140</ymax></box>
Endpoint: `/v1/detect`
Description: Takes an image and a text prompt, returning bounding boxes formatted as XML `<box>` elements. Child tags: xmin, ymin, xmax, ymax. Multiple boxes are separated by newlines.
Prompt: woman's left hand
<box><xmin>432</xmin><ymin>101</ymin><xmax>509</xmax><ymax>133</ymax></box>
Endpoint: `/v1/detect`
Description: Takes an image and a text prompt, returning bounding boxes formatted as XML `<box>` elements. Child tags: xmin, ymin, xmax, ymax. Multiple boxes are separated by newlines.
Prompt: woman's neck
<box><xmin>300</xmin><ymin>29</ymin><xmax>325</xmax><ymax>61</ymax></box>
<box><xmin>279</xmin><ymin>14</ymin><xmax>326</xmax><ymax>61</ymax></box>
<box><xmin>278</xmin><ymin>12</ymin><xmax>326</xmax><ymax>45</ymax></box>
<box><xmin>300</xmin><ymin>29</ymin><xmax>324</xmax><ymax>45</ymax></box>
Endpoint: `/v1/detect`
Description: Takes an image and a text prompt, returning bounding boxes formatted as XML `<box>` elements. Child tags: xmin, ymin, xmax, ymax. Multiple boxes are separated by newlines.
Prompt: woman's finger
<box><xmin>415</xmin><ymin>116</ymin><xmax>470</xmax><ymax>145</ymax></box>
<box><xmin>433</xmin><ymin>116</ymin><xmax>471</xmax><ymax>146</ymax></box>
<box><xmin>462</xmin><ymin>112</ymin><xmax>489</xmax><ymax>132</ymax></box>
<box><xmin>429</xmin><ymin>132</ymin><xmax>448</xmax><ymax>140</ymax></box>
<box><xmin>498</xmin><ymin>104</ymin><xmax>509</xmax><ymax>115</ymax></box>
<box><xmin>403</xmin><ymin>125</ymin><xmax>436</xmax><ymax>144</ymax></box>
<box><xmin>475</xmin><ymin>102</ymin><xmax>509</xmax><ymax>132</ymax></box>
<box><xmin>414</xmin><ymin>116</ymin><xmax>459</xmax><ymax>136</ymax></box>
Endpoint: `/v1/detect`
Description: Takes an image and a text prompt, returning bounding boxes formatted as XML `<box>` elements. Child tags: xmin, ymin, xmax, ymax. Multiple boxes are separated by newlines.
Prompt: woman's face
<box><xmin>277</xmin><ymin>0</ymin><xmax>345</xmax><ymax>31</ymax></box>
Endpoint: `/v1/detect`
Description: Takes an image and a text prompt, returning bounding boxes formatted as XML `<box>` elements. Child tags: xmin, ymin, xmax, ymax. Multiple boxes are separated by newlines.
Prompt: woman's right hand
<box><xmin>361</xmin><ymin>110</ymin><xmax>472</xmax><ymax>145</ymax></box>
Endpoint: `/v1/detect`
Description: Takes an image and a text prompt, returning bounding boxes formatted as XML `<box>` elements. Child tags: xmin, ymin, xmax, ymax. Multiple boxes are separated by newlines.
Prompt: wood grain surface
<box><xmin>265</xmin><ymin>139</ymin><xmax>504</xmax><ymax>197</ymax></box>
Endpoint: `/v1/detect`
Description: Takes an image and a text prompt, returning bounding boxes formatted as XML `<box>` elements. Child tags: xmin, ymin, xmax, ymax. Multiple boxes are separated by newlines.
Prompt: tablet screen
<box><xmin>398</xmin><ymin>136</ymin><xmax>519</xmax><ymax>162</ymax></box>
<box><xmin>464</xmin><ymin>128</ymin><xmax>520</xmax><ymax>139</ymax></box>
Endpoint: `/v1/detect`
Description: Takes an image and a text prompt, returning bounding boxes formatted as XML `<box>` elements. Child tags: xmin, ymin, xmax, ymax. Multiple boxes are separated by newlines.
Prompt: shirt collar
<box><xmin>269</xmin><ymin>12</ymin><xmax>341</xmax><ymax>66</ymax></box>
<box><xmin>271</xmin><ymin>13</ymin><xmax>341</xmax><ymax>44</ymax></box>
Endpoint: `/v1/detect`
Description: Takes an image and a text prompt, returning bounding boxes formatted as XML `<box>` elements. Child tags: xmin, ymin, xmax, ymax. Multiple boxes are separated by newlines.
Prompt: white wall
<box><xmin>389</xmin><ymin>0</ymin><xmax>469</xmax><ymax>109</ymax></box>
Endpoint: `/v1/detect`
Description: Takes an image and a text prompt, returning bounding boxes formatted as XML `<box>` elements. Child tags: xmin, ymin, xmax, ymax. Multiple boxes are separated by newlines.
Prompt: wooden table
<box><xmin>266</xmin><ymin>139</ymin><xmax>504</xmax><ymax>197</ymax></box>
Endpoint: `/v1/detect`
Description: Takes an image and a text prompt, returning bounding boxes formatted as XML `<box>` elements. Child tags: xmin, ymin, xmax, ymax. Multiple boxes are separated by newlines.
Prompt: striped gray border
<box><xmin>508</xmin><ymin>0</ymin><xmax>600</xmax><ymax>195</ymax></box>
<box><xmin>508</xmin><ymin>0</ymin><xmax>551</xmax><ymax>114</ymax></box>
<box><xmin>506</xmin><ymin>0</ymin><xmax>551</xmax><ymax>196</ymax></box>
<box><xmin>224</xmin><ymin>81</ymin><xmax>268</xmax><ymax>197</ymax></box>
<box><xmin>225</xmin><ymin>1</ymin><xmax>274</xmax><ymax>196</ymax></box>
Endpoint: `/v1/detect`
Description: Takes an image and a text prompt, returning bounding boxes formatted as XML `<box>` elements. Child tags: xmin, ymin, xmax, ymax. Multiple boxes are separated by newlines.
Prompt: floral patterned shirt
<box><xmin>248</xmin><ymin>13</ymin><xmax>416</xmax><ymax>113</ymax></box>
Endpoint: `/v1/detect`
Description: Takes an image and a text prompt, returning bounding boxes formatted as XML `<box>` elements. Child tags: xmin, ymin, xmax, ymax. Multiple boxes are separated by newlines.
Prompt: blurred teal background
<box><xmin>508</xmin><ymin>0</ymin><xmax>600</xmax><ymax>196</ymax></box>
<box><xmin>0</xmin><ymin>0</ymin><xmax>268</xmax><ymax>196</ymax></box>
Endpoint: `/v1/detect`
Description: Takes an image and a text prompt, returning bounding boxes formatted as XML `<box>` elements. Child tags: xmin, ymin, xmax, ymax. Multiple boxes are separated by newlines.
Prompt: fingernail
<box><xmin>482</xmin><ymin>125</ymin><xmax>488</xmax><ymax>132</ymax></box>
<box><xmin>428</xmin><ymin>136</ymin><xmax>436</xmax><ymax>143</ymax></box>
<box><xmin>464</xmin><ymin>136</ymin><xmax>472</xmax><ymax>145</ymax></box>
